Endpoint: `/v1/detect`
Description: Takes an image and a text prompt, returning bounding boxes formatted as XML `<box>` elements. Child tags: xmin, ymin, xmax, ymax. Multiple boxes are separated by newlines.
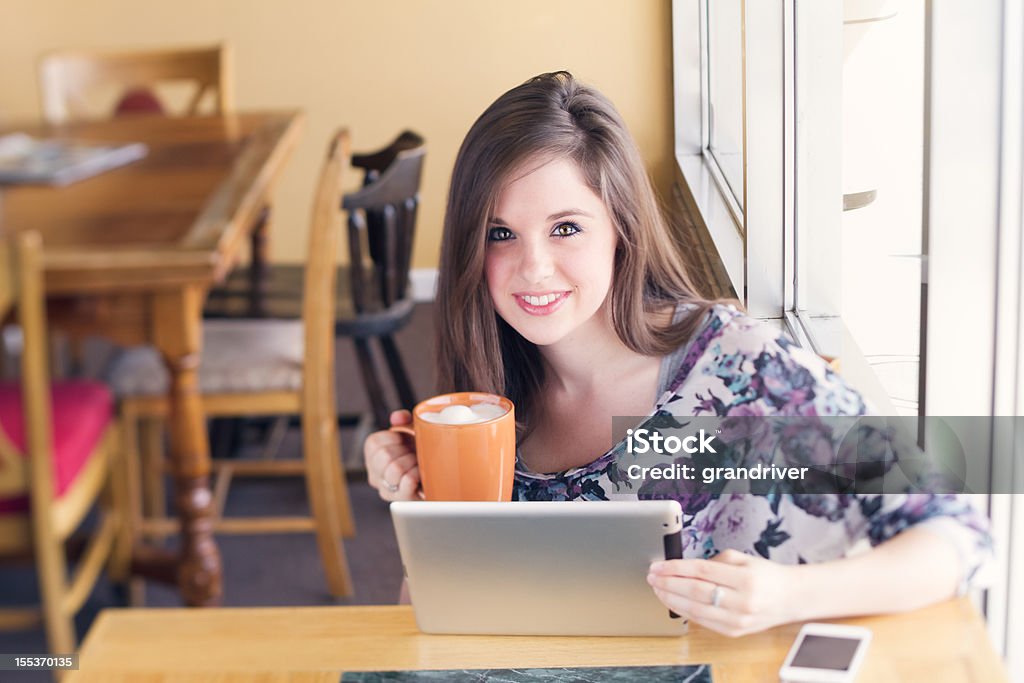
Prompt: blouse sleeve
<box><xmin>858</xmin><ymin>493</ymin><xmax>993</xmax><ymax>594</ymax></box>
<box><xmin>668</xmin><ymin>307</ymin><xmax>994</xmax><ymax>588</ymax></box>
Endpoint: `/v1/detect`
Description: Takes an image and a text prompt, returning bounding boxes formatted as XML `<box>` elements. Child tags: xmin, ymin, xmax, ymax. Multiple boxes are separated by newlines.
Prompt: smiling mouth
<box><xmin>514</xmin><ymin>291</ymin><xmax>571</xmax><ymax>315</ymax></box>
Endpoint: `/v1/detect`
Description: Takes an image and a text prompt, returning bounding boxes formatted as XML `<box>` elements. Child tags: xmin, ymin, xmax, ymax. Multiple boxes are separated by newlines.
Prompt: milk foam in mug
<box><xmin>419</xmin><ymin>402</ymin><xmax>508</xmax><ymax>425</ymax></box>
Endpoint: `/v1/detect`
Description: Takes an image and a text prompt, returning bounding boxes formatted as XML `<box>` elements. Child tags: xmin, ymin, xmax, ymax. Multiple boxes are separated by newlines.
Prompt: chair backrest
<box><xmin>0</xmin><ymin>232</ymin><xmax>56</xmax><ymax>508</ymax></box>
<box><xmin>38</xmin><ymin>44</ymin><xmax>233</xmax><ymax>125</ymax></box>
<box><xmin>301</xmin><ymin>130</ymin><xmax>350</xmax><ymax>437</ymax></box>
<box><xmin>351</xmin><ymin>130</ymin><xmax>425</xmax><ymax>186</ymax></box>
<box><xmin>343</xmin><ymin>134</ymin><xmax>426</xmax><ymax>312</ymax></box>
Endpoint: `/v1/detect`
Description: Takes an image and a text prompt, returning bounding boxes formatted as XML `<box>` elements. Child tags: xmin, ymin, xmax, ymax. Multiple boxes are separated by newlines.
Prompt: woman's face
<box><xmin>484</xmin><ymin>157</ymin><xmax>618</xmax><ymax>348</ymax></box>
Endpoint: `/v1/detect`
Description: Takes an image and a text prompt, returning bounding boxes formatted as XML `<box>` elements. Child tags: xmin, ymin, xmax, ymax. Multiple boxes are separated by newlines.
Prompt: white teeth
<box><xmin>523</xmin><ymin>293</ymin><xmax>561</xmax><ymax>306</ymax></box>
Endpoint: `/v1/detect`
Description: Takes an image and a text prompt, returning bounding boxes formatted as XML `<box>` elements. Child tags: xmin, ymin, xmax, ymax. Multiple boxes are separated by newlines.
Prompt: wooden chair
<box><xmin>38</xmin><ymin>44</ymin><xmax>233</xmax><ymax>124</ymax></box>
<box><xmin>0</xmin><ymin>232</ymin><xmax>131</xmax><ymax>656</ymax></box>
<box><xmin>106</xmin><ymin>131</ymin><xmax>356</xmax><ymax>597</ymax></box>
<box><xmin>36</xmin><ymin>43</ymin><xmax>270</xmax><ymax>379</ymax></box>
<box><xmin>205</xmin><ymin>131</ymin><xmax>426</xmax><ymax>429</ymax></box>
<box><xmin>350</xmin><ymin>130</ymin><xmax>426</xmax><ymax>185</ymax></box>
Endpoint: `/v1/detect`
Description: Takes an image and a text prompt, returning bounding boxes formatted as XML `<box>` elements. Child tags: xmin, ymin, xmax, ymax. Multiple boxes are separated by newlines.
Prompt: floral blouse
<box><xmin>514</xmin><ymin>304</ymin><xmax>992</xmax><ymax>592</ymax></box>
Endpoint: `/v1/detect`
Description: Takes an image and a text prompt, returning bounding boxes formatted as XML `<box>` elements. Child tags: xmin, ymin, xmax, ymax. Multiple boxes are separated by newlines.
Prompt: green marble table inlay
<box><xmin>341</xmin><ymin>664</ymin><xmax>712</xmax><ymax>682</ymax></box>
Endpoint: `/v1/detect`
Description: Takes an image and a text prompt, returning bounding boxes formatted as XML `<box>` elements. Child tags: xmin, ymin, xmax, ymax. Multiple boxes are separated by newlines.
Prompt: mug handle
<box><xmin>387</xmin><ymin>424</ymin><xmax>425</xmax><ymax>500</ymax></box>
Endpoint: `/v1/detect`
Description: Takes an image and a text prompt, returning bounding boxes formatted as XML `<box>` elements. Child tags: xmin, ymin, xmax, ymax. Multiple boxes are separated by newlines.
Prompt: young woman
<box><xmin>364</xmin><ymin>72</ymin><xmax>991</xmax><ymax>636</ymax></box>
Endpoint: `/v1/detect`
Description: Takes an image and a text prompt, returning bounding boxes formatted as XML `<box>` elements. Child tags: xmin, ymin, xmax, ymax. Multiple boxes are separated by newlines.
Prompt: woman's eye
<box><xmin>552</xmin><ymin>221</ymin><xmax>582</xmax><ymax>238</ymax></box>
<box><xmin>488</xmin><ymin>226</ymin><xmax>514</xmax><ymax>242</ymax></box>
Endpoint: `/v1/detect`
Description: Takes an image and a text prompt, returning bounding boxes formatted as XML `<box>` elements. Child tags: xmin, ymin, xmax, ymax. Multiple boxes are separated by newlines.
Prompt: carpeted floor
<box><xmin>0</xmin><ymin>303</ymin><xmax>436</xmax><ymax>676</ymax></box>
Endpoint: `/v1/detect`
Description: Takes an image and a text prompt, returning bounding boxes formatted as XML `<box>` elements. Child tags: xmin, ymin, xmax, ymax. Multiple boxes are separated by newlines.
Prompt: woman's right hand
<box><xmin>364</xmin><ymin>410</ymin><xmax>422</xmax><ymax>501</ymax></box>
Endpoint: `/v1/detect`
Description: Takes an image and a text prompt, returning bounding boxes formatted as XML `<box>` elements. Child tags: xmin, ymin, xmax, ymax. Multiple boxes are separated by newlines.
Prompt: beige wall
<box><xmin>0</xmin><ymin>0</ymin><xmax>674</xmax><ymax>268</ymax></box>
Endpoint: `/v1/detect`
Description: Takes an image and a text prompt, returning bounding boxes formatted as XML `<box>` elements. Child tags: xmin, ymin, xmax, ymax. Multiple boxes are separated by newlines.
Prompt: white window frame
<box><xmin>673</xmin><ymin>0</ymin><xmax>1024</xmax><ymax>674</ymax></box>
<box><xmin>673</xmin><ymin>0</ymin><xmax>784</xmax><ymax>319</ymax></box>
<box><xmin>922</xmin><ymin>0</ymin><xmax>1024</xmax><ymax>671</ymax></box>
<box><xmin>674</xmin><ymin>0</ymin><xmax>893</xmax><ymax>409</ymax></box>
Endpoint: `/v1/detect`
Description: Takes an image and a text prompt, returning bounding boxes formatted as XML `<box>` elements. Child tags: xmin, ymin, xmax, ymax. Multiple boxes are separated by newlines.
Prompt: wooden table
<box><xmin>0</xmin><ymin>111</ymin><xmax>304</xmax><ymax>606</ymax></box>
<box><xmin>64</xmin><ymin>598</ymin><xmax>1006</xmax><ymax>682</ymax></box>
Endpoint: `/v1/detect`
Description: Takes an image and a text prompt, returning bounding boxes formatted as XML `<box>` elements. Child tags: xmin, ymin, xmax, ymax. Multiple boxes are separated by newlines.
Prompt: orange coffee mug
<box><xmin>391</xmin><ymin>392</ymin><xmax>516</xmax><ymax>501</ymax></box>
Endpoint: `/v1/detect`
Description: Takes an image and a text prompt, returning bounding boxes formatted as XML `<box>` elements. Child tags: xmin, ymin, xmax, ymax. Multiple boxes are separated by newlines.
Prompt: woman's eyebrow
<box><xmin>548</xmin><ymin>208</ymin><xmax>594</xmax><ymax>220</ymax></box>
<box><xmin>489</xmin><ymin>209</ymin><xmax>595</xmax><ymax>225</ymax></box>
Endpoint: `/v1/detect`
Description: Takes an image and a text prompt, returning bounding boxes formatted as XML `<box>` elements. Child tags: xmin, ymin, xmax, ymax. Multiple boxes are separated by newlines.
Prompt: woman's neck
<box><xmin>537</xmin><ymin>308</ymin><xmax>649</xmax><ymax>400</ymax></box>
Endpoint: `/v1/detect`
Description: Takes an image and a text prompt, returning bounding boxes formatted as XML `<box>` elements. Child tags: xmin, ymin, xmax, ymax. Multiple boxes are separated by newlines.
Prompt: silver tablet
<box><xmin>390</xmin><ymin>500</ymin><xmax>688</xmax><ymax>636</ymax></box>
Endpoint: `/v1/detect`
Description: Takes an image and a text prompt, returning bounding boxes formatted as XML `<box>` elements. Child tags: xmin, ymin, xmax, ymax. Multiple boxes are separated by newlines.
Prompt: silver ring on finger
<box><xmin>383</xmin><ymin>481</ymin><xmax>400</xmax><ymax>493</ymax></box>
<box><xmin>710</xmin><ymin>584</ymin><xmax>723</xmax><ymax>608</ymax></box>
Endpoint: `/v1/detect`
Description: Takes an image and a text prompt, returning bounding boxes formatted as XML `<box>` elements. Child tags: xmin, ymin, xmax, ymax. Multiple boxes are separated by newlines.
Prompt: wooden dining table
<box><xmin>62</xmin><ymin>598</ymin><xmax>1006</xmax><ymax>682</ymax></box>
<box><xmin>0</xmin><ymin>110</ymin><xmax>304</xmax><ymax>606</ymax></box>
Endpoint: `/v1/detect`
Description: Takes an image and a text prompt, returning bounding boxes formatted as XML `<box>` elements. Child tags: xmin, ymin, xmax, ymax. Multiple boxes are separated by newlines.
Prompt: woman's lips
<box><xmin>514</xmin><ymin>291</ymin><xmax>570</xmax><ymax>315</ymax></box>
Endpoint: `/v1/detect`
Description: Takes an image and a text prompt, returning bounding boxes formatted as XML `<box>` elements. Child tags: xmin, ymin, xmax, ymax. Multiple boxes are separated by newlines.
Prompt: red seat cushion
<box><xmin>0</xmin><ymin>381</ymin><xmax>114</xmax><ymax>513</ymax></box>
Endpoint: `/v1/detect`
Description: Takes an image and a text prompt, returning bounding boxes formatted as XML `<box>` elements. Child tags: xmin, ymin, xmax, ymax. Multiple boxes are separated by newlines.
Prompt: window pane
<box><xmin>707</xmin><ymin>0</ymin><xmax>744</xmax><ymax>208</ymax></box>
<box><xmin>840</xmin><ymin>3</ymin><xmax>925</xmax><ymax>414</ymax></box>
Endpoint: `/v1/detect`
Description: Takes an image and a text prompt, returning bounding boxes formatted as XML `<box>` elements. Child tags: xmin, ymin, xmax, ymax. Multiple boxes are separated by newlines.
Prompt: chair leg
<box><xmin>32</xmin><ymin>523</ymin><xmax>75</xmax><ymax>655</ymax></box>
<box><xmin>139</xmin><ymin>417</ymin><xmax>167</xmax><ymax>520</ymax></box>
<box><xmin>352</xmin><ymin>338</ymin><xmax>390</xmax><ymax>429</ymax></box>
<box><xmin>107</xmin><ymin>425</ymin><xmax>135</xmax><ymax>583</ymax></box>
<box><xmin>334</xmin><ymin>474</ymin><xmax>356</xmax><ymax>539</ymax></box>
<box><xmin>327</xmin><ymin>424</ymin><xmax>356</xmax><ymax>538</ymax></box>
<box><xmin>118</xmin><ymin>408</ymin><xmax>147</xmax><ymax>606</ymax></box>
<box><xmin>248</xmin><ymin>205</ymin><xmax>271</xmax><ymax>317</ymax></box>
<box><xmin>301</xmin><ymin>415</ymin><xmax>353</xmax><ymax>597</ymax></box>
<box><xmin>379</xmin><ymin>335</ymin><xmax>416</xmax><ymax>410</ymax></box>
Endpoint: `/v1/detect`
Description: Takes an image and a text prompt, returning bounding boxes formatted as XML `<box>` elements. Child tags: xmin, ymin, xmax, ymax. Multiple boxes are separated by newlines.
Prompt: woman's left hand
<box><xmin>647</xmin><ymin>549</ymin><xmax>801</xmax><ymax>637</ymax></box>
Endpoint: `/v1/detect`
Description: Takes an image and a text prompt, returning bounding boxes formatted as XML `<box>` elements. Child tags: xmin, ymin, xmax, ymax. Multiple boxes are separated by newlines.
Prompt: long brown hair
<box><xmin>436</xmin><ymin>71</ymin><xmax>717</xmax><ymax>431</ymax></box>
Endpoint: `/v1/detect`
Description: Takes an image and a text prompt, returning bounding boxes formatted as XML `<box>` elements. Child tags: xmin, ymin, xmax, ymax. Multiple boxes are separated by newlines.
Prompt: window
<box><xmin>706</xmin><ymin>0</ymin><xmax>745</xmax><ymax>212</ymax></box>
<box><xmin>673</xmin><ymin>0</ymin><xmax>1024</xmax><ymax>673</ymax></box>
<box><xmin>804</xmin><ymin>3</ymin><xmax>926</xmax><ymax>416</ymax></box>
<box><xmin>673</xmin><ymin>0</ymin><xmax>784</xmax><ymax>318</ymax></box>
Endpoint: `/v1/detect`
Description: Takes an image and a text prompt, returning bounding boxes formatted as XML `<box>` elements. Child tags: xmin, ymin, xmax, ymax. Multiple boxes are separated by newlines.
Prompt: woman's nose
<box><xmin>518</xmin><ymin>240</ymin><xmax>555</xmax><ymax>284</ymax></box>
